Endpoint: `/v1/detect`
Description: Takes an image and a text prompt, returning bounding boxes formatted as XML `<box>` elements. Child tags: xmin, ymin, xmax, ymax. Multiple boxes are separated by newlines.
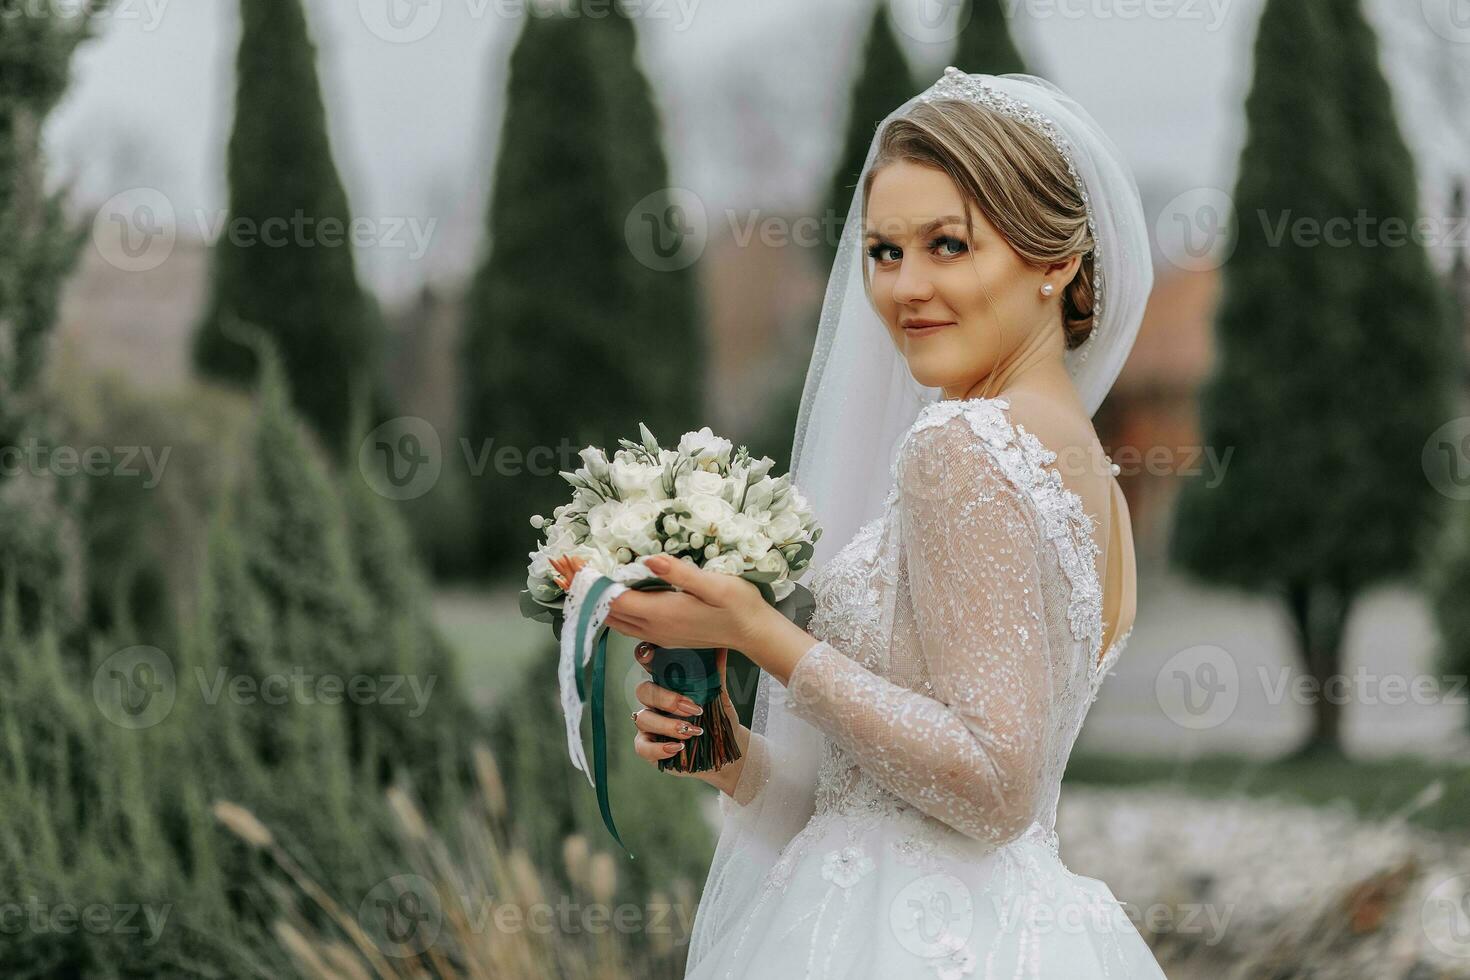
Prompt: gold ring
<box><xmin>631</xmin><ymin>709</ymin><xmax>641</xmax><ymax>723</ymax></box>
<box><xmin>636</xmin><ymin>641</ymin><xmax>655</xmax><ymax>658</ymax></box>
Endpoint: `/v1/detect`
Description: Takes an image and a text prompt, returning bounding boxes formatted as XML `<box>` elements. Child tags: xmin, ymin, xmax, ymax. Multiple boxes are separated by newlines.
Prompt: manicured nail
<box><xmin>676</xmin><ymin>699</ymin><xmax>701</xmax><ymax>716</ymax></box>
<box><xmin>664</xmin><ymin>741</ymin><xmax>683</xmax><ymax>754</ymax></box>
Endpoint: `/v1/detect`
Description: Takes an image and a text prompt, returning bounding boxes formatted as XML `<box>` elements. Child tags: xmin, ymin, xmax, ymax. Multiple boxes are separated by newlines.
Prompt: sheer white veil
<box><xmin>686</xmin><ymin>67</ymin><xmax>1153</xmax><ymax>963</ymax></box>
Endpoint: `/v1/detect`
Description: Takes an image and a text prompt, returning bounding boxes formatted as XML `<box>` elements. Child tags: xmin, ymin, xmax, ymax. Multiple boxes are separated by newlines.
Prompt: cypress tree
<box><xmin>952</xmin><ymin>0</ymin><xmax>1027</xmax><ymax>76</ymax></box>
<box><xmin>460</xmin><ymin>1</ymin><xmax>701</xmax><ymax>573</ymax></box>
<box><xmin>1170</xmin><ymin>0</ymin><xmax>1457</xmax><ymax>756</ymax></box>
<box><xmin>0</xmin><ymin>14</ymin><xmax>97</xmax><ymax>635</ymax></box>
<box><xmin>193</xmin><ymin>0</ymin><xmax>383</xmax><ymax>460</ymax></box>
<box><xmin>820</xmin><ymin>2</ymin><xmax>918</xmax><ymax>270</ymax></box>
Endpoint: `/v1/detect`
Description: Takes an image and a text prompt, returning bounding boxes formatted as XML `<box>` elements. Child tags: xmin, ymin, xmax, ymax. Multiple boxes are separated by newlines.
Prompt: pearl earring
<box><xmin>1041</xmin><ymin>283</ymin><xmax>1056</xmax><ymax>297</ymax></box>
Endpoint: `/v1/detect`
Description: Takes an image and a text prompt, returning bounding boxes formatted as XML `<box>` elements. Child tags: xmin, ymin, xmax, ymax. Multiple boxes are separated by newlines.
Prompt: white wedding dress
<box><xmin>685</xmin><ymin>396</ymin><xmax>1168</xmax><ymax>979</ymax></box>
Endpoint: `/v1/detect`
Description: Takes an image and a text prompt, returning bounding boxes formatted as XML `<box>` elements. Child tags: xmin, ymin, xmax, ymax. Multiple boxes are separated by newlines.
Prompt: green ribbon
<box><xmin>572</xmin><ymin>576</ymin><xmax>634</xmax><ymax>859</ymax></box>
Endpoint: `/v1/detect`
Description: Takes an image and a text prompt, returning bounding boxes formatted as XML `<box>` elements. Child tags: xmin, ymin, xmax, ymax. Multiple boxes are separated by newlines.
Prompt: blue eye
<box><xmin>858</xmin><ymin>242</ymin><xmax>893</xmax><ymax>262</ymax></box>
<box><xmin>932</xmin><ymin>235</ymin><xmax>967</xmax><ymax>257</ymax></box>
<box><xmin>865</xmin><ymin>235</ymin><xmax>967</xmax><ymax>263</ymax></box>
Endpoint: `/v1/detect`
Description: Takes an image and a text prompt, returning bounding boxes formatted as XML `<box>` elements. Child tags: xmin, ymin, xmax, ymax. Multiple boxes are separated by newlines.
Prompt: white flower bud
<box><xmin>662</xmin><ymin>515</ymin><xmax>680</xmax><ymax>535</ymax></box>
<box><xmin>704</xmin><ymin>543</ymin><xmax>720</xmax><ymax>560</ymax></box>
<box><xmin>616</xmin><ymin>547</ymin><xmax>633</xmax><ymax>564</ymax></box>
<box><xmin>690</xmin><ymin>532</ymin><xmax>705</xmax><ymax>549</ymax></box>
<box><xmin>530</xmin><ymin>514</ymin><xmax>545</xmax><ymax>529</ymax></box>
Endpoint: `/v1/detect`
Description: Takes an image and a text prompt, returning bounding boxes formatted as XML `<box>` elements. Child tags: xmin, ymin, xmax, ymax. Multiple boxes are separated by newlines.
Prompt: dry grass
<box><xmin>215</xmin><ymin>743</ymin><xmax>695</xmax><ymax>980</ymax></box>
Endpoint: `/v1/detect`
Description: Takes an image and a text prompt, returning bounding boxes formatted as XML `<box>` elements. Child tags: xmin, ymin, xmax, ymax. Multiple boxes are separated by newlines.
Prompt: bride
<box><xmin>602</xmin><ymin>66</ymin><xmax>1166</xmax><ymax>978</ymax></box>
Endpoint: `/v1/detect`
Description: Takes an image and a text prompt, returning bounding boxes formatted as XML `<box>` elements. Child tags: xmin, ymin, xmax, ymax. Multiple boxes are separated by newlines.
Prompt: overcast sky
<box><xmin>44</xmin><ymin>0</ymin><xmax>1470</xmax><ymax>302</ymax></box>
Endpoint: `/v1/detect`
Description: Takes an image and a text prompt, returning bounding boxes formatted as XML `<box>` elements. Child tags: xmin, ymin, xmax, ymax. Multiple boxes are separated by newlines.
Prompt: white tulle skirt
<box><xmin>684</xmin><ymin>804</ymin><xmax>1170</xmax><ymax>980</ymax></box>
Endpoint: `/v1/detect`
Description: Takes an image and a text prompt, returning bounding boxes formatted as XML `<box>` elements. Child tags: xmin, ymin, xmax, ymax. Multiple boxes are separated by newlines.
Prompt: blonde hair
<box><xmin>860</xmin><ymin>98</ymin><xmax>1097</xmax><ymax>350</ymax></box>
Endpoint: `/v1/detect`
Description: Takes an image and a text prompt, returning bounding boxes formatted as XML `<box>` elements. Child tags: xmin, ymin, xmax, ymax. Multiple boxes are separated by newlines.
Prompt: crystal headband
<box><xmin>914</xmin><ymin>66</ymin><xmax>1103</xmax><ymax>362</ymax></box>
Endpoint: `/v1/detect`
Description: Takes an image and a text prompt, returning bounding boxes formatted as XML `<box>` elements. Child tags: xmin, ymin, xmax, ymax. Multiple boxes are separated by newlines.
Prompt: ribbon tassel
<box><xmin>556</xmin><ymin>567</ymin><xmax>635</xmax><ymax>858</ymax></box>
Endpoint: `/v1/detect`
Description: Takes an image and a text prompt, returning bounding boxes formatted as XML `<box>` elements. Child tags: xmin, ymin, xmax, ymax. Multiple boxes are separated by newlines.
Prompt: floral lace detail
<box><xmin>821</xmin><ymin>846</ymin><xmax>875</xmax><ymax>887</ymax></box>
<box><xmin>904</xmin><ymin>397</ymin><xmax>1105</xmax><ymax>668</ymax></box>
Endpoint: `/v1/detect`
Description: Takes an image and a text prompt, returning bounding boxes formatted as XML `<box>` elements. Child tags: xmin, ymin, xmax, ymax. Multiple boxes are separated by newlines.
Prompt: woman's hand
<box><xmin>604</xmin><ymin>554</ymin><xmax>771</xmax><ymax>654</ymax></box>
<box><xmin>629</xmin><ymin>643</ymin><xmax>746</xmax><ymax>794</ymax></box>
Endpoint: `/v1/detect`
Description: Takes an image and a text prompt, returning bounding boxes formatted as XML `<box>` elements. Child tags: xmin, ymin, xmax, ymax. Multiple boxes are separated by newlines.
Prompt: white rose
<box><xmin>677</xmin><ymin>426</ymin><xmax>733</xmax><ymax>465</ymax></box>
<box><xmin>683</xmin><ymin>494</ymin><xmax>735</xmax><ymax>535</ymax></box>
<box><xmin>735</xmin><ymin>530</ymin><xmax>773</xmax><ymax>561</ymax></box>
<box><xmin>718</xmin><ymin>512</ymin><xmax>762</xmax><ymax>546</ymax></box>
<box><xmin>607</xmin><ymin>499</ymin><xmax>664</xmax><ymax>555</ymax></box>
<box><xmin>767</xmin><ymin>509</ymin><xmax>803</xmax><ymax>543</ymax></box>
<box><xmin>609</xmin><ymin>457</ymin><xmax>665</xmax><ymax>500</ymax></box>
<box><xmin>703</xmin><ymin>552</ymin><xmax>746</xmax><ymax>575</ymax></box>
<box><xmin>675</xmin><ymin>467</ymin><xmax>725</xmax><ymax>498</ymax></box>
<box><xmin>754</xmin><ymin>549</ymin><xmax>788</xmax><ymax>577</ymax></box>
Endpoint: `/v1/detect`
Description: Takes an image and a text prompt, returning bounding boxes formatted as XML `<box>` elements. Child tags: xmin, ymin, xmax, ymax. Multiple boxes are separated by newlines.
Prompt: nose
<box><xmin>891</xmin><ymin>254</ymin><xmax>933</xmax><ymax>305</ymax></box>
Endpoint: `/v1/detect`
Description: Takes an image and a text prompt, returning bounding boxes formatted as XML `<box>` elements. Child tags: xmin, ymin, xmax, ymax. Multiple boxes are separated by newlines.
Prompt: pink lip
<box><xmin>902</xmin><ymin>320</ymin><xmax>955</xmax><ymax>336</ymax></box>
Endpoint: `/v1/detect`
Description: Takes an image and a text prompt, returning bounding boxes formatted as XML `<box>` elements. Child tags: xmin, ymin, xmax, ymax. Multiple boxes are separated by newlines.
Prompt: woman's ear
<box><xmin>1045</xmin><ymin>253</ymin><xmax>1082</xmax><ymax>282</ymax></box>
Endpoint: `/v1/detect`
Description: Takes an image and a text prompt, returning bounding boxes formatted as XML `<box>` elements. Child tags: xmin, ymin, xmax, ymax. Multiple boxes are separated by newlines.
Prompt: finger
<box><xmin>644</xmin><ymin>554</ymin><xmax>721</xmax><ymax>603</ymax></box>
<box><xmin>634</xmin><ymin>732</ymin><xmax>686</xmax><ymax>764</ymax></box>
<box><xmin>636</xmin><ymin>680</ymin><xmax>702</xmax><ymax>717</ymax></box>
<box><xmin>634</xmin><ymin>708</ymin><xmax>704</xmax><ymax>740</ymax></box>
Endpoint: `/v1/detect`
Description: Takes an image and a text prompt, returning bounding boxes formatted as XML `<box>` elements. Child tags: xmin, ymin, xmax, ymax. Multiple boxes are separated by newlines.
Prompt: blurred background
<box><xmin>4</xmin><ymin>0</ymin><xmax>1470</xmax><ymax>976</ymax></box>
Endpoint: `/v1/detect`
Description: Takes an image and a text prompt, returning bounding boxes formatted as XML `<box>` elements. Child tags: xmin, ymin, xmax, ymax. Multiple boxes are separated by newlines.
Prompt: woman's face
<box><xmin>863</xmin><ymin>159</ymin><xmax>1073</xmax><ymax>397</ymax></box>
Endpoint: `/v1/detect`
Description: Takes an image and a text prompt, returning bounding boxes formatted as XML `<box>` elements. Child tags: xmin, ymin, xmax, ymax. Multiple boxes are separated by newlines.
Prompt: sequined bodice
<box><xmin>800</xmin><ymin>397</ymin><xmax>1131</xmax><ymax>855</ymax></box>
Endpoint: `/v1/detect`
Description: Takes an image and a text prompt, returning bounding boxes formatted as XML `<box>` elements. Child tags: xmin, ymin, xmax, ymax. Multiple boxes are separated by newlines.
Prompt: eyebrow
<box><xmin>863</xmin><ymin>215</ymin><xmax>968</xmax><ymax>240</ymax></box>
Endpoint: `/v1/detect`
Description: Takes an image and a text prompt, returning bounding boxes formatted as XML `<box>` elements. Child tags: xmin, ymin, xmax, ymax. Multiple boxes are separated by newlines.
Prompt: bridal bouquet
<box><xmin>520</xmin><ymin>423</ymin><xmax>819</xmax><ymax>854</ymax></box>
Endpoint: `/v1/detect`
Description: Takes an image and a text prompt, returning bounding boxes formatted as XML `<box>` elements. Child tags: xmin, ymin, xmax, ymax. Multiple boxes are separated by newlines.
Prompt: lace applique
<box><xmin>820</xmin><ymin>846</ymin><xmax>874</xmax><ymax>888</ymax></box>
<box><xmin>904</xmin><ymin>397</ymin><xmax>1105</xmax><ymax>668</ymax></box>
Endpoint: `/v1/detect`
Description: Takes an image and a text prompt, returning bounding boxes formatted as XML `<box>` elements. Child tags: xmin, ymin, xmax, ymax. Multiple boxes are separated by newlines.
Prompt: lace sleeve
<box><xmin>784</xmin><ymin>413</ymin><xmax>1052</xmax><ymax>844</ymax></box>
